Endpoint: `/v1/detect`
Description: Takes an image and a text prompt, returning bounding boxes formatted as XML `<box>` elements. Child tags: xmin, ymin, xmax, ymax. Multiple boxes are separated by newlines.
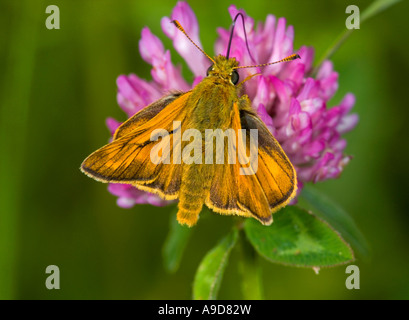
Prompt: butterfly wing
<box><xmin>206</xmin><ymin>101</ymin><xmax>297</xmax><ymax>225</ymax></box>
<box><xmin>81</xmin><ymin>91</ymin><xmax>191</xmax><ymax>200</ymax></box>
<box><xmin>240</xmin><ymin>108</ymin><xmax>297</xmax><ymax>211</ymax></box>
<box><xmin>114</xmin><ymin>91</ymin><xmax>184</xmax><ymax>140</ymax></box>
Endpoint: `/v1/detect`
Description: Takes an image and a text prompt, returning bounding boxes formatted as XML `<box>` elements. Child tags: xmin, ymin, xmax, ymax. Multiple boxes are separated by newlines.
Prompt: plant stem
<box><xmin>313</xmin><ymin>29</ymin><xmax>352</xmax><ymax>76</ymax></box>
<box><xmin>237</xmin><ymin>229</ymin><xmax>264</xmax><ymax>300</ymax></box>
<box><xmin>313</xmin><ymin>0</ymin><xmax>401</xmax><ymax>75</ymax></box>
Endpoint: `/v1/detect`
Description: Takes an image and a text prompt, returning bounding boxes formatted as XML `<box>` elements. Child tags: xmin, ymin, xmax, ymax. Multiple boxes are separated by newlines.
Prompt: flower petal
<box><xmin>150</xmin><ymin>50</ymin><xmax>190</xmax><ymax>91</ymax></box>
<box><xmin>106</xmin><ymin>117</ymin><xmax>121</xmax><ymax>136</ymax></box>
<box><xmin>139</xmin><ymin>27</ymin><xmax>165</xmax><ymax>64</ymax></box>
<box><xmin>161</xmin><ymin>1</ymin><xmax>209</xmax><ymax>77</ymax></box>
<box><xmin>337</xmin><ymin>114</ymin><xmax>359</xmax><ymax>134</ymax></box>
<box><xmin>317</xmin><ymin>61</ymin><xmax>339</xmax><ymax>100</ymax></box>
<box><xmin>116</xmin><ymin>74</ymin><xmax>162</xmax><ymax>117</ymax></box>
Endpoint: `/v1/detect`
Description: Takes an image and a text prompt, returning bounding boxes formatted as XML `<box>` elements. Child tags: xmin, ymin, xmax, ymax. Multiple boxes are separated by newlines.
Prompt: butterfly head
<box><xmin>206</xmin><ymin>55</ymin><xmax>240</xmax><ymax>86</ymax></box>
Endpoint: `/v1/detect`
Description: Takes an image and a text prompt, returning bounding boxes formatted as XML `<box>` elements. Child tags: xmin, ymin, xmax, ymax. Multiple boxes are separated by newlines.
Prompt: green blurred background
<box><xmin>1</xmin><ymin>0</ymin><xmax>408</xmax><ymax>299</ymax></box>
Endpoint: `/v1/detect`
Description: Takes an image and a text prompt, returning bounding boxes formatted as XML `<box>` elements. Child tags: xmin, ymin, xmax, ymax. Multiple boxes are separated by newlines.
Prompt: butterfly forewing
<box><xmin>114</xmin><ymin>92</ymin><xmax>185</xmax><ymax>140</ymax></box>
<box><xmin>81</xmin><ymin>92</ymin><xmax>192</xmax><ymax>199</ymax></box>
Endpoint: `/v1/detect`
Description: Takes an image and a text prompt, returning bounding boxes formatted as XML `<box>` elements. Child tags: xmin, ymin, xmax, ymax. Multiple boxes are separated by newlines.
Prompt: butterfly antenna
<box><xmin>234</xmin><ymin>53</ymin><xmax>301</xmax><ymax>70</ymax></box>
<box><xmin>226</xmin><ymin>12</ymin><xmax>256</xmax><ymax>63</ymax></box>
<box><xmin>171</xmin><ymin>20</ymin><xmax>215</xmax><ymax>64</ymax></box>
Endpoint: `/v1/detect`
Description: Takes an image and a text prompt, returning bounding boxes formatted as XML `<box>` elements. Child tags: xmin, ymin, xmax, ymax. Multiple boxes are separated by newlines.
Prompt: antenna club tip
<box><xmin>287</xmin><ymin>53</ymin><xmax>300</xmax><ymax>61</ymax></box>
<box><xmin>171</xmin><ymin>20</ymin><xmax>183</xmax><ymax>30</ymax></box>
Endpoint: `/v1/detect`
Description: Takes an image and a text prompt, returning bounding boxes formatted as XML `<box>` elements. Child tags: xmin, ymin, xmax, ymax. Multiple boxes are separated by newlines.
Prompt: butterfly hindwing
<box><xmin>205</xmin><ymin>101</ymin><xmax>270</xmax><ymax>223</ymax></box>
<box><xmin>240</xmin><ymin>108</ymin><xmax>297</xmax><ymax>210</ymax></box>
<box><xmin>206</xmin><ymin>100</ymin><xmax>297</xmax><ymax>225</ymax></box>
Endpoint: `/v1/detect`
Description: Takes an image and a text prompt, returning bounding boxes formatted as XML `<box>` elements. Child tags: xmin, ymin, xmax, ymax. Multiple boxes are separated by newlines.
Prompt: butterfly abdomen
<box><xmin>177</xmin><ymin>164</ymin><xmax>214</xmax><ymax>226</ymax></box>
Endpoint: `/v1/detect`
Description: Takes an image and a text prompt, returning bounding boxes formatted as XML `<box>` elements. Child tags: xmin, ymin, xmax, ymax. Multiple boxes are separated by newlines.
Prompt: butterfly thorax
<box><xmin>184</xmin><ymin>55</ymin><xmax>242</xmax><ymax>132</ymax></box>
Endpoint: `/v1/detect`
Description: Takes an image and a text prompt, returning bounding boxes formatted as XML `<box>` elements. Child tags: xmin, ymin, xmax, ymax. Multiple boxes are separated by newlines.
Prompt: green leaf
<box><xmin>299</xmin><ymin>185</ymin><xmax>369</xmax><ymax>258</ymax></box>
<box><xmin>193</xmin><ymin>229</ymin><xmax>238</xmax><ymax>300</ymax></box>
<box><xmin>162</xmin><ymin>206</ymin><xmax>193</xmax><ymax>273</ymax></box>
<box><xmin>244</xmin><ymin>206</ymin><xmax>354</xmax><ymax>267</ymax></box>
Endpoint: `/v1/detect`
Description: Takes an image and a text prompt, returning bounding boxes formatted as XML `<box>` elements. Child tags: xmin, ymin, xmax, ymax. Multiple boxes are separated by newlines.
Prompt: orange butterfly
<box><xmin>81</xmin><ymin>16</ymin><xmax>298</xmax><ymax>227</ymax></box>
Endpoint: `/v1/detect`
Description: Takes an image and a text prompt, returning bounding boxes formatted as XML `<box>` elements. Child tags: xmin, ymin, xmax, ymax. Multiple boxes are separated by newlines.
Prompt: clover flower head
<box><xmin>107</xmin><ymin>1</ymin><xmax>358</xmax><ymax>208</ymax></box>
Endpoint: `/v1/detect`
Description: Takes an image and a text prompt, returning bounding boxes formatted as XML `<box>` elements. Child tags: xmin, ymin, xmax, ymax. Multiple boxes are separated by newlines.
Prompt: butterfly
<box><xmin>81</xmin><ymin>15</ymin><xmax>299</xmax><ymax>227</ymax></box>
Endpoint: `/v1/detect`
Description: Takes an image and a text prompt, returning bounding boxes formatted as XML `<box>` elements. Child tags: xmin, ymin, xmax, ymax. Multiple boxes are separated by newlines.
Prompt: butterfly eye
<box><xmin>230</xmin><ymin>70</ymin><xmax>239</xmax><ymax>85</ymax></box>
<box><xmin>206</xmin><ymin>65</ymin><xmax>214</xmax><ymax>76</ymax></box>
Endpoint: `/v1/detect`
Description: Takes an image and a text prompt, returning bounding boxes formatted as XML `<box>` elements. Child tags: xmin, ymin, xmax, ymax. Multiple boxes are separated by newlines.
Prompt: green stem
<box><xmin>237</xmin><ymin>228</ymin><xmax>264</xmax><ymax>300</ymax></box>
<box><xmin>313</xmin><ymin>29</ymin><xmax>352</xmax><ymax>75</ymax></box>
